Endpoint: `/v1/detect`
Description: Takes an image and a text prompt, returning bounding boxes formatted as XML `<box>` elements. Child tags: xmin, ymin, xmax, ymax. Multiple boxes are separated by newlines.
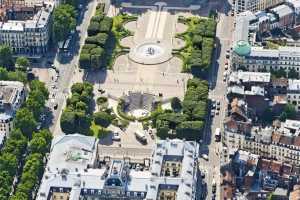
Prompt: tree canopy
<box><xmin>53</xmin><ymin>4</ymin><xmax>77</xmax><ymax>42</ymax></box>
<box><xmin>0</xmin><ymin>45</ymin><xmax>14</xmax><ymax>69</ymax></box>
<box><xmin>15</xmin><ymin>57</ymin><xmax>30</xmax><ymax>71</ymax></box>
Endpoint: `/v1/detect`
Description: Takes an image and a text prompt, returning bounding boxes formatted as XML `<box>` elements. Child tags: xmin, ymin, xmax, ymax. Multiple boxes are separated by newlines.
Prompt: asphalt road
<box><xmin>47</xmin><ymin>0</ymin><xmax>98</xmax><ymax>136</ymax></box>
<box><xmin>198</xmin><ymin>1</ymin><xmax>234</xmax><ymax>200</ymax></box>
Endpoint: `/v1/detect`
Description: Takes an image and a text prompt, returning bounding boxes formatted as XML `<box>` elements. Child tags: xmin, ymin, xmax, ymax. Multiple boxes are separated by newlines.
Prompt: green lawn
<box><xmin>90</xmin><ymin>121</ymin><xmax>110</xmax><ymax>138</ymax></box>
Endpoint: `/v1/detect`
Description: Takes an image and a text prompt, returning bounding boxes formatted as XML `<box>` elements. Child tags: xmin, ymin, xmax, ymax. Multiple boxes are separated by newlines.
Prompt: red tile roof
<box><xmin>272</xmin><ymin>132</ymin><xmax>281</xmax><ymax>144</ymax></box>
<box><xmin>290</xmin><ymin>185</ymin><xmax>300</xmax><ymax>200</ymax></box>
<box><xmin>293</xmin><ymin>136</ymin><xmax>300</xmax><ymax>147</ymax></box>
<box><xmin>259</xmin><ymin>159</ymin><xmax>271</xmax><ymax>171</ymax></box>
<box><xmin>279</xmin><ymin>135</ymin><xmax>293</xmax><ymax>145</ymax></box>
<box><xmin>270</xmin><ymin>160</ymin><xmax>281</xmax><ymax>174</ymax></box>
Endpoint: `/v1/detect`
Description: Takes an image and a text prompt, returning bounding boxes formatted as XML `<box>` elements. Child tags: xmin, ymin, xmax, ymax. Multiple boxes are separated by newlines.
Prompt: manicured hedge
<box><xmin>178</xmin><ymin>17</ymin><xmax>216</xmax><ymax>76</ymax></box>
<box><xmin>61</xmin><ymin>82</ymin><xmax>94</xmax><ymax>134</ymax></box>
<box><xmin>155</xmin><ymin>78</ymin><xmax>208</xmax><ymax>140</ymax></box>
<box><xmin>80</xmin><ymin>3</ymin><xmax>113</xmax><ymax>69</ymax></box>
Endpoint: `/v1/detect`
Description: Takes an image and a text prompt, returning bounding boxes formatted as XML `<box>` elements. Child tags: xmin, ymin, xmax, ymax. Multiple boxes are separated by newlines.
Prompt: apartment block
<box><xmin>224</xmin><ymin>118</ymin><xmax>300</xmax><ymax>165</ymax></box>
<box><xmin>0</xmin><ymin>2</ymin><xmax>54</xmax><ymax>57</ymax></box>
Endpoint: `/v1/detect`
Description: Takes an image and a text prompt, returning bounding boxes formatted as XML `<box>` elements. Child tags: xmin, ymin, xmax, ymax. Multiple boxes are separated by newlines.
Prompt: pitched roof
<box><xmin>279</xmin><ymin>135</ymin><xmax>293</xmax><ymax>145</ymax></box>
<box><xmin>272</xmin><ymin>132</ymin><xmax>282</xmax><ymax>143</ymax></box>
<box><xmin>293</xmin><ymin>136</ymin><xmax>300</xmax><ymax>147</ymax></box>
<box><xmin>290</xmin><ymin>184</ymin><xmax>300</xmax><ymax>200</ymax></box>
<box><xmin>270</xmin><ymin>160</ymin><xmax>281</xmax><ymax>173</ymax></box>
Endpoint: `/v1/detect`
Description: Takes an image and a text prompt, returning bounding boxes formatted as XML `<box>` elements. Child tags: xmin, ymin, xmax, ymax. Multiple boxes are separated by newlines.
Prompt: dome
<box><xmin>233</xmin><ymin>40</ymin><xmax>251</xmax><ymax>56</ymax></box>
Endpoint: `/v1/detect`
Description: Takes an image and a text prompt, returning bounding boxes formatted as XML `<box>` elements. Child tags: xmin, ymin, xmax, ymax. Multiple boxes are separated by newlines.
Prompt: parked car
<box><xmin>202</xmin><ymin>154</ymin><xmax>209</xmax><ymax>160</ymax></box>
<box><xmin>37</xmin><ymin>122</ymin><xmax>42</xmax><ymax>130</ymax></box>
<box><xmin>211</xmin><ymin>110</ymin><xmax>215</xmax><ymax>117</ymax></box>
<box><xmin>226</xmin><ymin>52</ymin><xmax>230</xmax><ymax>59</ymax></box>
<box><xmin>53</xmin><ymin>103</ymin><xmax>58</xmax><ymax>110</ymax></box>
<box><xmin>112</xmin><ymin>132</ymin><xmax>121</xmax><ymax>141</ymax></box>
<box><xmin>212</xmin><ymin>179</ymin><xmax>216</xmax><ymax>193</ymax></box>
<box><xmin>201</xmin><ymin>171</ymin><xmax>206</xmax><ymax>178</ymax></box>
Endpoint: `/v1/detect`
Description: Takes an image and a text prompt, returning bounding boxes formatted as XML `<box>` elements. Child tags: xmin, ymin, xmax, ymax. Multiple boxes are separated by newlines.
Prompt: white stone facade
<box><xmin>0</xmin><ymin>3</ymin><xmax>53</xmax><ymax>57</ymax></box>
<box><xmin>233</xmin><ymin>0</ymin><xmax>284</xmax><ymax>14</ymax></box>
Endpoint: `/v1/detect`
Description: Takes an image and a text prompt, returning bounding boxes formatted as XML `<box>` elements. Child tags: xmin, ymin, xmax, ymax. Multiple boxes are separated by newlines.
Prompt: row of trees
<box><xmin>10</xmin><ymin>130</ymin><xmax>52</xmax><ymax>200</ymax></box>
<box><xmin>79</xmin><ymin>4</ymin><xmax>113</xmax><ymax>69</ymax></box>
<box><xmin>0</xmin><ymin>67</ymin><xmax>27</xmax><ymax>83</ymax></box>
<box><xmin>0</xmin><ymin>45</ymin><xmax>31</xmax><ymax>72</ymax></box>
<box><xmin>179</xmin><ymin>17</ymin><xmax>216</xmax><ymax>77</ymax></box>
<box><xmin>0</xmin><ymin>79</ymin><xmax>50</xmax><ymax>199</ymax></box>
<box><xmin>60</xmin><ymin>82</ymin><xmax>94</xmax><ymax>134</ymax></box>
<box><xmin>155</xmin><ymin>78</ymin><xmax>208</xmax><ymax>140</ymax></box>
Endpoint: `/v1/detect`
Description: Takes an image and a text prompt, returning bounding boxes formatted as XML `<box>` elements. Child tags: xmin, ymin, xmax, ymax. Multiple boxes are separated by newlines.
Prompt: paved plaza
<box><xmin>98</xmin><ymin>3</ymin><xmax>194</xmax><ymax>100</ymax></box>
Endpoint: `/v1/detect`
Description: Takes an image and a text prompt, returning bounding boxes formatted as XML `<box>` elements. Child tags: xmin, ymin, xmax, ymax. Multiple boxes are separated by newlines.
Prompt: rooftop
<box><xmin>233</xmin><ymin>40</ymin><xmax>251</xmax><ymax>56</ymax></box>
<box><xmin>288</xmin><ymin>79</ymin><xmax>300</xmax><ymax>91</ymax></box>
<box><xmin>271</xmin><ymin>4</ymin><xmax>293</xmax><ymax>18</ymax></box>
<box><xmin>38</xmin><ymin>136</ymin><xmax>200</xmax><ymax>200</ymax></box>
<box><xmin>0</xmin><ymin>81</ymin><xmax>25</xmax><ymax>113</ymax></box>
<box><xmin>0</xmin><ymin>3</ymin><xmax>53</xmax><ymax>31</ymax></box>
<box><xmin>48</xmin><ymin>134</ymin><xmax>98</xmax><ymax>172</ymax></box>
<box><xmin>233</xmin><ymin>11</ymin><xmax>256</xmax><ymax>45</ymax></box>
<box><xmin>229</xmin><ymin>71</ymin><xmax>271</xmax><ymax>83</ymax></box>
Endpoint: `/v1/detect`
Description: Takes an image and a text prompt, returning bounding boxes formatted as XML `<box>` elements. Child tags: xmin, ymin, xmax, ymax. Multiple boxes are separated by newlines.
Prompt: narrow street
<box><xmin>47</xmin><ymin>0</ymin><xmax>98</xmax><ymax>136</ymax></box>
<box><xmin>199</xmin><ymin>1</ymin><xmax>234</xmax><ymax>199</ymax></box>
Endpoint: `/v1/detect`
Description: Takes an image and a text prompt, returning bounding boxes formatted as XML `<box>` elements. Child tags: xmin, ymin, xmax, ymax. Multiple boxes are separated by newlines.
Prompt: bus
<box><xmin>135</xmin><ymin>130</ymin><xmax>147</xmax><ymax>144</ymax></box>
<box><xmin>215</xmin><ymin>128</ymin><xmax>221</xmax><ymax>142</ymax></box>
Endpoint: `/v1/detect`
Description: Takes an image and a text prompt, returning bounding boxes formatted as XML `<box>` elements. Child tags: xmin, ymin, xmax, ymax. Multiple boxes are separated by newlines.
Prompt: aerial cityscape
<box><xmin>1</xmin><ymin>0</ymin><xmax>300</xmax><ymax>199</ymax></box>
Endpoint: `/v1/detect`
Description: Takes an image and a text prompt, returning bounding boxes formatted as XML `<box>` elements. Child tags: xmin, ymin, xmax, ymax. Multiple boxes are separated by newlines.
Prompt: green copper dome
<box><xmin>233</xmin><ymin>40</ymin><xmax>251</xmax><ymax>56</ymax></box>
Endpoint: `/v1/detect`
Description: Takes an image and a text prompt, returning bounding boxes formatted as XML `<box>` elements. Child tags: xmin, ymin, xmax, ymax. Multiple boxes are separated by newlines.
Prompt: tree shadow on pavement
<box><xmin>208</xmin><ymin>36</ymin><xmax>221</xmax><ymax>90</ymax></box>
<box><xmin>44</xmin><ymin>106</ymin><xmax>54</xmax><ymax>128</ymax></box>
<box><xmin>98</xmin><ymin>133</ymin><xmax>114</xmax><ymax>145</ymax></box>
<box><xmin>83</xmin><ymin>69</ymin><xmax>108</xmax><ymax>84</ymax></box>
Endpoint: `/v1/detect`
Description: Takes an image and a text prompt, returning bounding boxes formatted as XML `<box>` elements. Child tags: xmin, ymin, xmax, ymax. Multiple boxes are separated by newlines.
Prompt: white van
<box><xmin>135</xmin><ymin>130</ymin><xmax>147</xmax><ymax>144</ymax></box>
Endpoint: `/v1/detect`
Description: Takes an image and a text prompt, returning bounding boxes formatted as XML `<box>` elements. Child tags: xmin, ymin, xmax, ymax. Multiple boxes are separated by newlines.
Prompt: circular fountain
<box><xmin>129</xmin><ymin>40</ymin><xmax>172</xmax><ymax>65</ymax></box>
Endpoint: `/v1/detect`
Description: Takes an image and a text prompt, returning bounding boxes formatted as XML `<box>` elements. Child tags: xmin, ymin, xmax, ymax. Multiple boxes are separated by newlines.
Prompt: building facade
<box><xmin>0</xmin><ymin>2</ymin><xmax>53</xmax><ymax>57</ymax></box>
<box><xmin>233</xmin><ymin>0</ymin><xmax>284</xmax><ymax>14</ymax></box>
<box><xmin>232</xmin><ymin>45</ymin><xmax>300</xmax><ymax>74</ymax></box>
<box><xmin>223</xmin><ymin>120</ymin><xmax>300</xmax><ymax>166</ymax></box>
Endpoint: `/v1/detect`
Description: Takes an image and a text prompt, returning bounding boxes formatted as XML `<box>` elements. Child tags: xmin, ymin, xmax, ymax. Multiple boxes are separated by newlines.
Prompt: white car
<box><xmin>224</xmin><ymin>64</ymin><xmax>228</xmax><ymax>70</ymax></box>
<box><xmin>112</xmin><ymin>132</ymin><xmax>121</xmax><ymax>141</ymax></box>
<box><xmin>202</xmin><ymin>154</ymin><xmax>209</xmax><ymax>160</ymax></box>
